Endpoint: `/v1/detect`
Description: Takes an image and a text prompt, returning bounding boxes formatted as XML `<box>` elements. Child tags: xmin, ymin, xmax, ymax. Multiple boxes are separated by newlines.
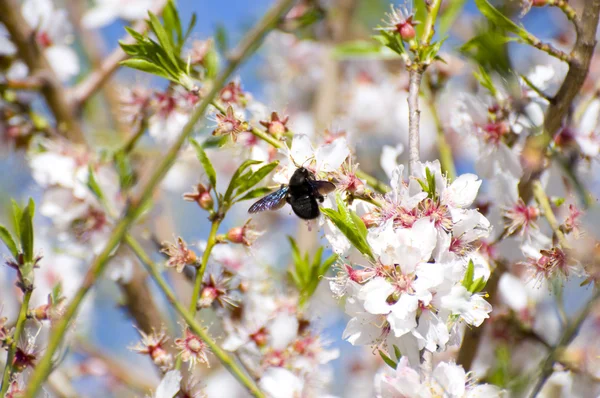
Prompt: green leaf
<box><xmin>124</xmin><ymin>26</ymin><xmax>146</xmax><ymax>41</ymax></box>
<box><xmin>215</xmin><ymin>24</ymin><xmax>228</xmax><ymax>54</ymax></box>
<box><xmin>0</xmin><ymin>225</ymin><xmax>18</xmax><ymax>259</ymax></box>
<box><xmin>372</xmin><ymin>30</ymin><xmax>406</xmax><ymax>57</ymax></box>
<box><xmin>190</xmin><ymin>139</ymin><xmax>217</xmax><ymax>188</ymax></box>
<box><xmin>87</xmin><ymin>166</ymin><xmax>105</xmax><ymax>202</ymax></box>
<box><xmin>235</xmin><ymin>161</ymin><xmax>279</xmax><ymax>197</ymax></box>
<box><xmin>462</xmin><ymin>259</ymin><xmax>475</xmax><ymax>290</ymax></box>
<box><xmin>224</xmin><ymin>160</ymin><xmax>263</xmax><ymax>203</ymax></box>
<box><xmin>11</xmin><ymin>199</ymin><xmax>22</xmax><ymax>240</ymax></box>
<box><xmin>439</xmin><ymin>0</ymin><xmax>467</xmax><ymax>35</ymax></box>
<box><xmin>474</xmin><ymin>66</ymin><xmax>498</xmax><ymax>97</ymax></box>
<box><xmin>148</xmin><ymin>11</ymin><xmax>178</xmax><ymax>66</ymax></box>
<box><xmin>120</xmin><ymin>58</ymin><xmax>172</xmax><ymax>80</ymax></box>
<box><xmin>378</xmin><ymin>350</ymin><xmax>397</xmax><ymax>369</ymax></box>
<box><xmin>162</xmin><ymin>0</ymin><xmax>182</xmax><ymax>51</ymax></box>
<box><xmin>51</xmin><ymin>282</ymin><xmax>63</xmax><ymax>303</ymax></box>
<box><xmin>393</xmin><ymin>345</ymin><xmax>402</xmax><ymax>361</ymax></box>
<box><xmin>474</xmin><ymin>0</ymin><xmax>532</xmax><ymax>43</ymax></box>
<box><xmin>469</xmin><ymin>276</ymin><xmax>487</xmax><ymax>293</ymax></box>
<box><xmin>236</xmin><ymin>187</ymin><xmax>274</xmax><ymax>202</ymax></box>
<box><xmin>183</xmin><ymin>13</ymin><xmax>197</xmax><ymax>44</ymax></box>
<box><xmin>114</xmin><ymin>151</ymin><xmax>137</xmax><ymax>190</ymax></box>
<box><xmin>321</xmin><ymin>194</ymin><xmax>374</xmax><ymax>260</ymax></box>
<box><xmin>19</xmin><ymin>199</ymin><xmax>34</xmax><ymax>263</ymax></box>
<box><xmin>332</xmin><ymin>41</ymin><xmax>400</xmax><ymax>60</ymax></box>
<box><xmin>318</xmin><ymin>253</ymin><xmax>338</xmax><ymax>278</ymax></box>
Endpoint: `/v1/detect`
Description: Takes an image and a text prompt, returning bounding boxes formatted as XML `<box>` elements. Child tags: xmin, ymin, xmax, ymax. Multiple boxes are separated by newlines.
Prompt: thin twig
<box><xmin>528</xmin><ymin>288</ymin><xmax>600</xmax><ymax>397</ymax></box>
<box><xmin>125</xmin><ymin>235</ymin><xmax>265</xmax><ymax>397</ymax></box>
<box><xmin>69</xmin><ymin>0</ymin><xmax>169</xmax><ymax>108</ymax></box>
<box><xmin>0</xmin><ymin>0</ymin><xmax>85</xmax><ymax>144</ymax></box>
<box><xmin>0</xmin><ymin>290</ymin><xmax>32</xmax><ymax>395</ymax></box>
<box><xmin>23</xmin><ymin>1</ymin><xmax>295</xmax><ymax>396</ymax></box>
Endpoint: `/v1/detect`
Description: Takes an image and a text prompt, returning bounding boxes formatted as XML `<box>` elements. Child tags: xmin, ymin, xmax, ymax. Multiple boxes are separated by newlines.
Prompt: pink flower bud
<box><xmin>397</xmin><ymin>22</ymin><xmax>416</xmax><ymax>41</ymax></box>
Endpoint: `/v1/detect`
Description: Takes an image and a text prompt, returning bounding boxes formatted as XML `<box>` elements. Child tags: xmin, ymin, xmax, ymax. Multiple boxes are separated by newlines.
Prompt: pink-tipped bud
<box><xmin>226</xmin><ymin>227</ymin><xmax>244</xmax><ymax>244</ymax></box>
<box><xmin>397</xmin><ymin>22</ymin><xmax>416</xmax><ymax>41</ymax></box>
<box><xmin>184</xmin><ymin>184</ymin><xmax>214</xmax><ymax>211</ymax></box>
<box><xmin>250</xmin><ymin>327</ymin><xmax>269</xmax><ymax>347</ymax></box>
<box><xmin>226</xmin><ymin>219</ymin><xmax>263</xmax><ymax>246</ymax></box>
<box><xmin>532</xmin><ymin>0</ymin><xmax>548</xmax><ymax>6</ymax></box>
<box><xmin>199</xmin><ymin>191</ymin><xmax>214</xmax><ymax>210</ymax></box>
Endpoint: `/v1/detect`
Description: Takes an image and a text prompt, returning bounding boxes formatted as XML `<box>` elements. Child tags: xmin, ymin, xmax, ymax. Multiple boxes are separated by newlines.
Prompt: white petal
<box><xmin>359</xmin><ymin>277</ymin><xmax>395</xmax><ymax>315</ymax></box>
<box><xmin>45</xmin><ymin>46</ymin><xmax>80</xmax><ymax>82</ymax></box>
<box><xmin>315</xmin><ymin>137</ymin><xmax>350</xmax><ymax>172</ymax></box>
<box><xmin>498</xmin><ymin>273</ymin><xmax>528</xmax><ymax>311</ymax></box>
<box><xmin>289</xmin><ymin>134</ymin><xmax>314</xmax><ymax>167</ymax></box>
<box><xmin>268</xmin><ymin>314</ymin><xmax>299</xmax><ymax>350</ymax></box>
<box><xmin>259</xmin><ymin>368</ymin><xmax>303</xmax><ymax>398</ymax></box>
<box><xmin>380</xmin><ymin>144</ymin><xmax>404</xmax><ymax>180</ymax></box>
<box><xmin>444</xmin><ymin>173</ymin><xmax>481</xmax><ymax>208</ymax></box>
<box><xmin>81</xmin><ymin>6</ymin><xmax>119</xmax><ymax>28</ymax></box>
<box><xmin>388</xmin><ymin>294</ymin><xmax>418</xmax><ymax>337</ymax></box>
<box><xmin>154</xmin><ymin>370</ymin><xmax>182</xmax><ymax>398</ymax></box>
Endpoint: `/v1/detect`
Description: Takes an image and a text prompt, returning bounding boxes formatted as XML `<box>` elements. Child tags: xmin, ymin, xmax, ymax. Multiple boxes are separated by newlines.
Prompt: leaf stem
<box><xmin>0</xmin><ymin>289</ymin><xmax>32</xmax><ymax>395</ymax></box>
<box><xmin>125</xmin><ymin>235</ymin><xmax>265</xmax><ymax>397</ymax></box>
<box><xmin>23</xmin><ymin>1</ymin><xmax>295</xmax><ymax>395</ymax></box>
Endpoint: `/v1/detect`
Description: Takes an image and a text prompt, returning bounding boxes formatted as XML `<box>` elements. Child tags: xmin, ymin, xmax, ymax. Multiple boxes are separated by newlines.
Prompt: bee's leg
<box><xmin>286</xmin><ymin>195</ymin><xmax>292</xmax><ymax>204</ymax></box>
<box><xmin>317</xmin><ymin>195</ymin><xmax>325</xmax><ymax>203</ymax></box>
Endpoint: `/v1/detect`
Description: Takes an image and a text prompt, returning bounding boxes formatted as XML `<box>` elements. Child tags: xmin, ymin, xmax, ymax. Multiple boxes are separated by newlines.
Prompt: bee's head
<box><xmin>290</xmin><ymin>167</ymin><xmax>311</xmax><ymax>185</ymax></box>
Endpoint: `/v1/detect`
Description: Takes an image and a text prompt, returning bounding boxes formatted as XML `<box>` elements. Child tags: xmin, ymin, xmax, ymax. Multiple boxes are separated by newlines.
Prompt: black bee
<box><xmin>248</xmin><ymin>167</ymin><xmax>336</xmax><ymax>219</ymax></box>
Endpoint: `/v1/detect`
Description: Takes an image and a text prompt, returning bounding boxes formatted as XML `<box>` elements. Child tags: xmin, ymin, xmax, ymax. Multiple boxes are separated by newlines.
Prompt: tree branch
<box><xmin>23</xmin><ymin>1</ymin><xmax>295</xmax><ymax>395</ymax></box>
<box><xmin>0</xmin><ymin>0</ymin><xmax>85</xmax><ymax>144</ymax></box>
<box><xmin>69</xmin><ymin>0</ymin><xmax>169</xmax><ymax>108</ymax></box>
<box><xmin>520</xmin><ymin>0</ymin><xmax>600</xmax><ymax>202</ymax></box>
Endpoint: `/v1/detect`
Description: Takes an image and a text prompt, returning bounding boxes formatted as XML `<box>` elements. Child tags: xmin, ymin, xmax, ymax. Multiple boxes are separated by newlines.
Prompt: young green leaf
<box><xmin>378</xmin><ymin>350</ymin><xmax>397</xmax><ymax>369</ymax></box>
<box><xmin>469</xmin><ymin>276</ymin><xmax>487</xmax><ymax>293</ymax></box>
<box><xmin>11</xmin><ymin>199</ymin><xmax>22</xmax><ymax>240</ymax></box>
<box><xmin>19</xmin><ymin>199</ymin><xmax>34</xmax><ymax>263</ymax></box>
<box><xmin>223</xmin><ymin>160</ymin><xmax>263</xmax><ymax>203</ymax></box>
<box><xmin>0</xmin><ymin>225</ymin><xmax>18</xmax><ymax>259</ymax></box>
<box><xmin>474</xmin><ymin>0</ymin><xmax>532</xmax><ymax>43</ymax></box>
<box><xmin>462</xmin><ymin>259</ymin><xmax>475</xmax><ymax>290</ymax></box>
<box><xmin>321</xmin><ymin>194</ymin><xmax>374</xmax><ymax>260</ymax></box>
<box><xmin>119</xmin><ymin>58</ymin><xmax>172</xmax><ymax>80</ymax></box>
<box><xmin>234</xmin><ymin>161</ymin><xmax>279</xmax><ymax>197</ymax></box>
<box><xmin>87</xmin><ymin>166</ymin><xmax>105</xmax><ymax>202</ymax></box>
<box><xmin>190</xmin><ymin>139</ymin><xmax>217</xmax><ymax>188</ymax></box>
<box><xmin>148</xmin><ymin>11</ymin><xmax>178</xmax><ymax>66</ymax></box>
<box><xmin>236</xmin><ymin>187</ymin><xmax>274</xmax><ymax>202</ymax></box>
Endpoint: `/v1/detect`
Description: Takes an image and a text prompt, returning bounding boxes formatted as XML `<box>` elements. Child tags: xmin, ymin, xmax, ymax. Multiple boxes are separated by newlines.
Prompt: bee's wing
<box><xmin>248</xmin><ymin>186</ymin><xmax>289</xmax><ymax>213</ymax></box>
<box><xmin>309</xmin><ymin>180</ymin><xmax>336</xmax><ymax>196</ymax></box>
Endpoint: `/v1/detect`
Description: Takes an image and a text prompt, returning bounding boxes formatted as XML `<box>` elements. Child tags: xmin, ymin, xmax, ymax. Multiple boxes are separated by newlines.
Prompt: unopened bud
<box><xmin>397</xmin><ymin>22</ymin><xmax>416</xmax><ymax>41</ymax></box>
<box><xmin>532</xmin><ymin>0</ymin><xmax>548</xmax><ymax>6</ymax></box>
<box><xmin>199</xmin><ymin>191</ymin><xmax>214</xmax><ymax>210</ymax></box>
<box><xmin>250</xmin><ymin>327</ymin><xmax>268</xmax><ymax>347</ymax></box>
